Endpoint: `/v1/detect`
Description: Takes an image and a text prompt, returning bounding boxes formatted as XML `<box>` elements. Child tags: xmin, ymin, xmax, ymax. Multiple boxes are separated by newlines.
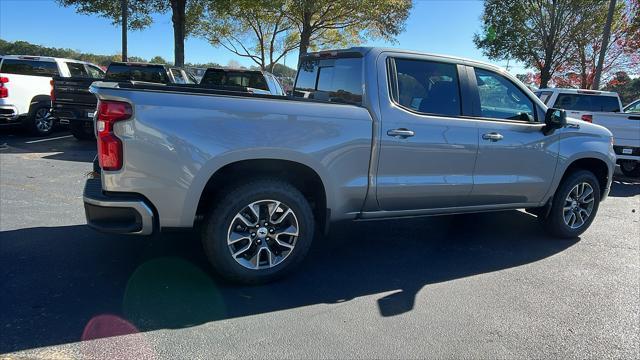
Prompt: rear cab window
<box><xmin>66</xmin><ymin>62</ymin><xmax>89</xmax><ymax>77</ymax></box>
<box><xmin>0</xmin><ymin>58</ymin><xmax>59</xmax><ymax>77</ymax></box>
<box><xmin>552</xmin><ymin>93</ymin><xmax>620</xmax><ymax>112</ymax></box>
<box><xmin>105</xmin><ymin>63</ymin><xmax>169</xmax><ymax>83</ymax></box>
<box><xmin>293</xmin><ymin>57</ymin><xmax>363</xmax><ymax>105</ymax></box>
<box><xmin>201</xmin><ymin>69</ymin><xmax>269</xmax><ymax>90</ymax></box>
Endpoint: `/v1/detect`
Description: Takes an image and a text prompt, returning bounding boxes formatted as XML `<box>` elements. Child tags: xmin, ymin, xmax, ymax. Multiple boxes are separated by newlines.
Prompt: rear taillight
<box><xmin>581</xmin><ymin>114</ymin><xmax>593</xmax><ymax>123</ymax></box>
<box><xmin>50</xmin><ymin>79</ymin><xmax>55</xmax><ymax>103</ymax></box>
<box><xmin>0</xmin><ymin>77</ymin><xmax>9</xmax><ymax>98</ymax></box>
<box><xmin>96</xmin><ymin>100</ymin><xmax>132</xmax><ymax>171</ymax></box>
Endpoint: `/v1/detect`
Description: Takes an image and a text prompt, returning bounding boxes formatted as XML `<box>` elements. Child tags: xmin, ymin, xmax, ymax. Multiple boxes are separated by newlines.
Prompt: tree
<box><xmin>593</xmin><ymin>0</ymin><xmax>618</xmax><ymax>89</ymax></box>
<box><xmin>286</xmin><ymin>0</ymin><xmax>412</xmax><ymax>60</ymax></box>
<box><xmin>604</xmin><ymin>71</ymin><xmax>640</xmax><ymax>104</ymax></box>
<box><xmin>149</xmin><ymin>56</ymin><xmax>168</xmax><ymax>64</ymax></box>
<box><xmin>148</xmin><ymin>0</ymin><xmax>205</xmax><ymax>67</ymax></box>
<box><xmin>198</xmin><ymin>0</ymin><xmax>299</xmax><ymax>72</ymax></box>
<box><xmin>474</xmin><ymin>0</ymin><xmax>600</xmax><ymax>88</ymax></box>
<box><xmin>57</xmin><ymin>0</ymin><xmax>155</xmax><ymax>61</ymax></box>
<box><xmin>544</xmin><ymin>0</ymin><xmax>638</xmax><ymax>89</ymax></box>
<box><xmin>199</xmin><ymin>0</ymin><xmax>410</xmax><ymax>70</ymax></box>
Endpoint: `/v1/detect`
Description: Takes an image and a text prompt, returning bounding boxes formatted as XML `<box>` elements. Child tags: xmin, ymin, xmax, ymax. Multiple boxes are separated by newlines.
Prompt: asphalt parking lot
<box><xmin>1</xmin><ymin>128</ymin><xmax>639</xmax><ymax>359</ymax></box>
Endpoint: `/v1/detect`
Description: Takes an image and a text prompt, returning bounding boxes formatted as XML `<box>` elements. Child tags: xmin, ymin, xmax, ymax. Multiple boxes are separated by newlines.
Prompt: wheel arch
<box><xmin>191</xmin><ymin>158</ymin><xmax>330</xmax><ymax>231</ymax></box>
<box><xmin>556</xmin><ymin>156</ymin><xmax>611</xmax><ymax>199</ymax></box>
<box><xmin>29</xmin><ymin>95</ymin><xmax>52</xmax><ymax>111</ymax></box>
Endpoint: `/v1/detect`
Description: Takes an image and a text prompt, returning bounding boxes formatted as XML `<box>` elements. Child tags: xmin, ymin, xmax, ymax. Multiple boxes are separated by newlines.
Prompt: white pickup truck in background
<box><xmin>0</xmin><ymin>55</ymin><xmax>103</xmax><ymax>135</ymax></box>
<box><xmin>535</xmin><ymin>88</ymin><xmax>640</xmax><ymax>178</ymax></box>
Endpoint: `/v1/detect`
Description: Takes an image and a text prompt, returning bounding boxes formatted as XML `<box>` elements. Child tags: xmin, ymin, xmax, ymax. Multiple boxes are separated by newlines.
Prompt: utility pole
<box><xmin>121</xmin><ymin>0</ymin><xmax>128</xmax><ymax>62</ymax></box>
<box><xmin>593</xmin><ymin>0</ymin><xmax>616</xmax><ymax>90</ymax></box>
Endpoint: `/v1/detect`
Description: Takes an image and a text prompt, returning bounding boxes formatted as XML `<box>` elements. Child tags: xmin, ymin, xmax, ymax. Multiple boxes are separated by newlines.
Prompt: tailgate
<box><xmin>592</xmin><ymin>113</ymin><xmax>640</xmax><ymax>143</ymax></box>
<box><xmin>53</xmin><ymin>76</ymin><xmax>98</xmax><ymax>107</ymax></box>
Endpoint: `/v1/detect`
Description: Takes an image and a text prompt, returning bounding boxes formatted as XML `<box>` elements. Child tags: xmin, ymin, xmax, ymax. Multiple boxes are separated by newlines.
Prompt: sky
<box><xmin>0</xmin><ymin>0</ymin><xmax>528</xmax><ymax>73</ymax></box>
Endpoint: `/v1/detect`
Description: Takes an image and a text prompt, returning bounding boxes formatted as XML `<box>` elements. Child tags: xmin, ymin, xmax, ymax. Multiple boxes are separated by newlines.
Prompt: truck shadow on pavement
<box><xmin>0</xmin><ymin>130</ymin><xmax>96</xmax><ymax>163</ymax></box>
<box><xmin>609</xmin><ymin>176</ymin><xmax>640</xmax><ymax>197</ymax></box>
<box><xmin>1</xmin><ymin>210</ymin><xmax>578</xmax><ymax>353</ymax></box>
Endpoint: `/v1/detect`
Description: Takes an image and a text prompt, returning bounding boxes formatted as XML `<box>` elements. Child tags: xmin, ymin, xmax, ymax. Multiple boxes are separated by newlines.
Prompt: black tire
<box><xmin>24</xmin><ymin>102</ymin><xmax>55</xmax><ymax>136</ymax></box>
<box><xmin>543</xmin><ymin>170</ymin><xmax>601</xmax><ymax>238</ymax></box>
<box><xmin>620</xmin><ymin>161</ymin><xmax>640</xmax><ymax>178</ymax></box>
<box><xmin>201</xmin><ymin>179</ymin><xmax>315</xmax><ymax>284</ymax></box>
<box><xmin>70</xmin><ymin>121</ymin><xmax>95</xmax><ymax>140</ymax></box>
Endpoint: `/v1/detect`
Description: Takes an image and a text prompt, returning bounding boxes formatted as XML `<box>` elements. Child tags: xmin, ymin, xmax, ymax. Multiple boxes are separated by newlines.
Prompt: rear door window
<box><xmin>390</xmin><ymin>58</ymin><xmax>461</xmax><ymax>117</ymax></box>
<box><xmin>0</xmin><ymin>59</ymin><xmax>59</xmax><ymax>77</ymax></box>
<box><xmin>553</xmin><ymin>94</ymin><xmax>620</xmax><ymax>112</ymax></box>
<box><xmin>86</xmin><ymin>65</ymin><xmax>105</xmax><ymax>79</ymax></box>
<box><xmin>66</xmin><ymin>62</ymin><xmax>89</xmax><ymax>77</ymax></box>
<box><xmin>293</xmin><ymin>57</ymin><xmax>363</xmax><ymax>105</ymax></box>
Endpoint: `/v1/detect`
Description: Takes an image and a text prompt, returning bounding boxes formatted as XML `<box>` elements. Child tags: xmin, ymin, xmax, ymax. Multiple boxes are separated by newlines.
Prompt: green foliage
<box><xmin>286</xmin><ymin>0</ymin><xmax>412</xmax><ymax>55</ymax></box>
<box><xmin>270</xmin><ymin>63</ymin><xmax>296</xmax><ymax>77</ymax></box>
<box><xmin>474</xmin><ymin>0</ymin><xmax>600</xmax><ymax>88</ymax></box>
<box><xmin>198</xmin><ymin>0</ymin><xmax>411</xmax><ymax>70</ymax></box>
<box><xmin>198</xmin><ymin>0</ymin><xmax>298</xmax><ymax>71</ymax></box>
<box><xmin>604</xmin><ymin>72</ymin><xmax>640</xmax><ymax>105</ymax></box>
<box><xmin>149</xmin><ymin>55</ymin><xmax>169</xmax><ymax>64</ymax></box>
<box><xmin>56</xmin><ymin>0</ymin><xmax>156</xmax><ymax>30</ymax></box>
<box><xmin>0</xmin><ymin>39</ymin><xmax>217</xmax><ymax>69</ymax></box>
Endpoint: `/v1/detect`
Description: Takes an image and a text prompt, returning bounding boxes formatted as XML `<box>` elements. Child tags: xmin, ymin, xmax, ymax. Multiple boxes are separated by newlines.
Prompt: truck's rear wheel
<box><xmin>25</xmin><ymin>102</ymin><xmax>54</xmax><ymax>136</ymax></box>
<box><xmin>543</xmin><ymin>170</ymin><xmax>600</xmax><ymax>238</ymax></box>
<box><xmin>201</xmin><ymin>179</ymin><xmax>315</xmax><ymax>284</ymax></box>
<box><xmin>620</xmin><ymin>160</ymin><xmax>640</xmax><ymax>178</ymax></box>
<box><xmin>70</xmin><ymin>121</ymin><xmax>95</xmax><ymax>140</ymax></box>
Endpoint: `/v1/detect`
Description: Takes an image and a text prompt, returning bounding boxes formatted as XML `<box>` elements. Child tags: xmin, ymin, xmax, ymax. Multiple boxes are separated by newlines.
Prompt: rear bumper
<box><xmin>0</xmin><ymin>105</ymin><xmax>20</xmax><ymax>123</ymax></box>
<box><xmin>52</xmin><ymin>105</ymin><xmax>95</xmax><ymax>124</ymax></box>
<box><xmin>613</xmin><ymin>145</ymin><xmax>640</xmax><ymax>161</ymax></box>
<box><xmin>83</xmin><ymin>177</ymin><xmax>155</xmax><ymax>235</ymax></box>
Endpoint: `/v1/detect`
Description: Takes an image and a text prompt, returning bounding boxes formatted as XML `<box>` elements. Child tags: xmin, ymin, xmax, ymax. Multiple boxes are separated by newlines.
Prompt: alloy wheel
<box><xmin>226</xmin><ymin>199</ymin><xmax>299</xmax><ymax>270</ymax></box>
<box><xmin>35</xmin><ymin>108</ymin><xmax>53</xmax><ymax>133</ymax></box>
<box><xmin>562</xmin><ymin>182</ymin><xmax>595</xmax><ymax>229</ymax></box>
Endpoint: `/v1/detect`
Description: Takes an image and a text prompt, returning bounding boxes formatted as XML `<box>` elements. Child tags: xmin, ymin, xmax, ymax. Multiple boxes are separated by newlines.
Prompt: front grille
<box><xmin>613</xmin><ymin>145</ymin><xmax>640</xmax><ymax>156</ymax></box>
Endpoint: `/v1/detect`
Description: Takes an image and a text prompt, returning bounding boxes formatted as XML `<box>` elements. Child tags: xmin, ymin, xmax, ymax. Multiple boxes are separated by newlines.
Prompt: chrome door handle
<box><xmin>482</xmin><ymin>132</ymin><xmax>504</xmax><ymax>142</ymax></box>
<box><xmin>387</xmin><ymin>128</ymin><xmax>415</xmax><ymax>138</ymax></box>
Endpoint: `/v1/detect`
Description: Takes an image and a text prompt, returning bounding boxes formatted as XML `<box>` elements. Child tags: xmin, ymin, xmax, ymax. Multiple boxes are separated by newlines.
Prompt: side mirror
<box><xmin>543</xmin><ymin>108</ymin><xmax>566</xmax><ymax>134</ymax></box>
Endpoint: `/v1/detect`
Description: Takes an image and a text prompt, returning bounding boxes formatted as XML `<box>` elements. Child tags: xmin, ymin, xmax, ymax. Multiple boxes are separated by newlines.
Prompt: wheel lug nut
<box><xmin>251</xmin><ymin>232</ymin><xmax>256</xmax><ymax>237</ymax></box>
<box><xmin>256</xmin><ymin>239</ymin><xmax>261</xmax><ymax>244</ymax></box>
<box><xmin>269</xmin><ymin>228</ymin><xmax>274</xmax><ymax>233</ymax></box>
<box><xmin>255</xmin><ymin>224</ymin><xmax>259</xmax><ymax>228</ymax></box>
<box><xmin>264</xmin><ymin>222</ymin><xmax>269</xmax><ymax>226</ymax></box>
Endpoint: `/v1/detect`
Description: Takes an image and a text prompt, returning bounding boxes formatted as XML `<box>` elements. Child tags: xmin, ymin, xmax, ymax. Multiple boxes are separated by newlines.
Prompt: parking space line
<box><xmin>25</xmin><ymin>135</ymin><xmax>74</xmax><ymax>144</ymax></box>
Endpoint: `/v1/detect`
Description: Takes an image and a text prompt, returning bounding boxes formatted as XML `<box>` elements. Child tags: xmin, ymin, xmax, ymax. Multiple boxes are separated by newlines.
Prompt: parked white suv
<box><xmin>0</xmin><ymin>55</ymin><xmax>104</xmax><ymax>135</ymax></box>
<box><xmin>535</xmin><ymin>88</ymin><xmax>640</xmax><ymax>178</ymax></box>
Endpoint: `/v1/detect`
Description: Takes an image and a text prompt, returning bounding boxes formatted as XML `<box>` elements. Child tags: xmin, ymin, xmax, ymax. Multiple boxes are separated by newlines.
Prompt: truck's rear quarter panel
<box><xmin>95</xmin><ymin>87</ymin><xmax>374</xmax><ymax>227</ymax></box>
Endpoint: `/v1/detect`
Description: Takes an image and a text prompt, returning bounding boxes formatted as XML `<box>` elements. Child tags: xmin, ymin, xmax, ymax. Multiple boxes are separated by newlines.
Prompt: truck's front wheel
<box><xmin>201</xmin><ymin>179</ymin><xmax>315</xmax><ymax>284</ymax></box>
<box><xmin>543</xmin><ymin>170</ymin><xmax>601</xmax><ymax>238</ymax></box>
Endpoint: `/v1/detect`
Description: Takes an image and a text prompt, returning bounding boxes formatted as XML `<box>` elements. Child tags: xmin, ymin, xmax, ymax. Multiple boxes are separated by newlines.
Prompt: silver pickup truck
<box><xmin>84</xmin><ymin>47</ymin><xmax>616</xmax><ymax>283</ymax></box>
